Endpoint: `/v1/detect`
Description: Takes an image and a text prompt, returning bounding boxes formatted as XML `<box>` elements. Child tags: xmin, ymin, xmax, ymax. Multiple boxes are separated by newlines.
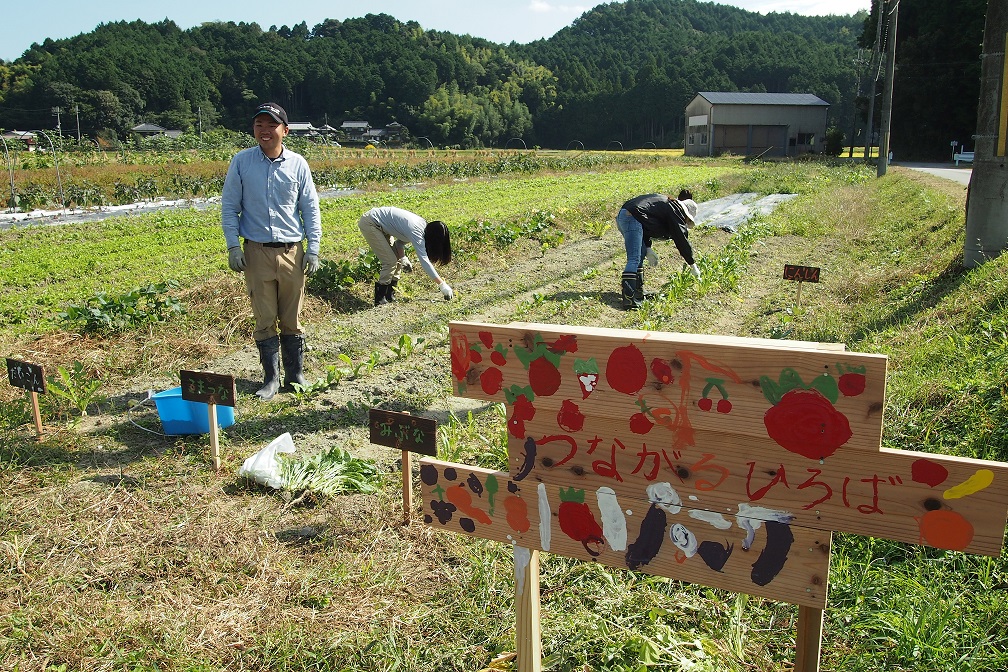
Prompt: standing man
<box><xmin>222</xmin><ymin>102</ymin><xmax>322</xmax><ymax>400</ymax></box>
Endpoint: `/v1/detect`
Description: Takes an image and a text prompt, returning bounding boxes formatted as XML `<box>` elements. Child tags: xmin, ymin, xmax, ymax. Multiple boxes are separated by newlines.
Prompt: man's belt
<box><xmin>248</xmin><ymin>240</ymin><xmax>298</xmax><ymax>248</ymax></box>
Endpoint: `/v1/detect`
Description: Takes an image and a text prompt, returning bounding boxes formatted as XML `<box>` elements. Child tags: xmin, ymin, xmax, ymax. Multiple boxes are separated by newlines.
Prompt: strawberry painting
<box><xmin>557</xmin><ymin>487</ymin><xmax>605</xmax><ymax>556</ymax></box>
<box><xmin>573</xmin><ymin>358</ymin><xmax>599</xmax><ymax>399</ymax></box>
<box><xmin>505</xmin><ymin>385</ymin><xmax>536</xmax><ymax>439</ymax></box>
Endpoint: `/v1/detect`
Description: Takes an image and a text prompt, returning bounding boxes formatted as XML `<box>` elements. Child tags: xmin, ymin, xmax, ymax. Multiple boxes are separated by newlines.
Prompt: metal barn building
<box><xmin>685</xmin><ymin>92</ymin><xmax>830</xmax><ymax>158</ymax></box>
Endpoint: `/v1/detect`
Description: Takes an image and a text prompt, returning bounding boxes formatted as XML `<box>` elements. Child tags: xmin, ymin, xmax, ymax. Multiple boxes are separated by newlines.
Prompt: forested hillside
<box><xmin>0</xmin><ymin>0</ymin><xmax>987</xmax><ymax>158</ymax></box>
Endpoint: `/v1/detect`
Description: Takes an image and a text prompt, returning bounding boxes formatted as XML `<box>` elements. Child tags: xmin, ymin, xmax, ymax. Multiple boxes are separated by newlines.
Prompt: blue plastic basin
<box><xmin>152</xmin><ymin>386</ymin><xmax>235</xmax><ymax>435</ymax></box>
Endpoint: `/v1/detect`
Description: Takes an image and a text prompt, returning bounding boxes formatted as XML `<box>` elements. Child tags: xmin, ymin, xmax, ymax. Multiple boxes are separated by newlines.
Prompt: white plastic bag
<box><xmin>238</xmin><ymin>432</ymin><xmax>297</xmax><ymax>489</ymax></box>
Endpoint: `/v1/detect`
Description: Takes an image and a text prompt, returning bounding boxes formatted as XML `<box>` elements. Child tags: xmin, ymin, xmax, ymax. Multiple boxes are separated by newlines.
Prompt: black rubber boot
<box><xmin>255</xmin><ymin>336</ymin><xmax>281</xmax><ymax>400</ymax></box>
<box><xmin>636</xmin><ymin>267</ymin><xmax>647</xmax><ymax>302</ymax></box>
<box><xmin>621</xmin><ymin>272</ymin><xmax>642</xmax><ymax>310</ymax></box>
<box><xmin>387</xmin><ymin>278</ymin><xmax>397</xmax><ymax>303</ymax></box>
<box><xmin>374</xmin><ymin>282</ymin><xmax>389</xmax><ymax>306</ymax></box>
<box><xmin>280</xmin><ymin>334</ymin><xmax>306</xmax><ymax>390</ymax></box>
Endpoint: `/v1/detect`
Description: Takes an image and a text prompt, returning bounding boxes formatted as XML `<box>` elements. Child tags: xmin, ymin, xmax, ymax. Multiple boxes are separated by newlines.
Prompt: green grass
<box><xmin>2</xmin><ymin>158</ymin><xmax>1007</xmax><ymax>671</ymax></box>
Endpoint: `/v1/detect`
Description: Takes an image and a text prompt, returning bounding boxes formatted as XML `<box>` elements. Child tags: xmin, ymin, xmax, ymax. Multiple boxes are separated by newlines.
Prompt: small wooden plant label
<box><xmin>783</xmin><ymin>264</ymin><xmax>821</xmax><ymax>283</ymax></box>
<box><xmin>180</xmin><ymin>370</ymin><xmax>236</xmax><ymax>407</ymax></box>
<box><xmin>369</xmin><ymin>408</ymin><xmax>438</xmax><ymax>456</ymax></box>
<box><xmin>6</xmin><ymin>357</ymin><xmax>46</xmax><ymax>394</ymax></box>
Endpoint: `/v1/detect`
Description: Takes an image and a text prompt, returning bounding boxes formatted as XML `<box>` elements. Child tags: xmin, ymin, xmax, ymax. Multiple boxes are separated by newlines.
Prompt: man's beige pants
<box><xmin>243</xmin><ymin>241</ymin><xmax>305</xmax><ymax>342</ymax></box>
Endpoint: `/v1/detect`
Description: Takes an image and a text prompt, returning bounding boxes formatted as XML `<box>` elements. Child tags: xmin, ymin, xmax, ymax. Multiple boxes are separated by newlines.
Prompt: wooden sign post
<box><xmin>369</xmin><ymin>408</ymin><xmax>438</xmax><ymax>523</ymax></box>
<box><xmin>6</xmin><ymin>357</ymin><xmax>46</xmax><ymax>439</ymax></box>
<box><xmin>783</xmin><ymin>264</ymin><xmax>820</xmax><ymax>309</ymax></box>
<box><xmin>420</xmin><ymin>321</ymin><xmax>1008</xmax><ymax>671</ymax></box>
<box><xmin>180</xmin><ymin>370</ymin><xmax>236</xmax><ymax>472</ymax></box>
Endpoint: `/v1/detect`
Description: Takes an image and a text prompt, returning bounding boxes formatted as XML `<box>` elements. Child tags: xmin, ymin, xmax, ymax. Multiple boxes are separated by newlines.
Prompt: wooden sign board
<box><xmin>369</xmin><ymin>408</ymin><xmax>438</xmax><ymax>456</ymax></box>
<box><xmin>6</xmin><ymin>357</ymin><xmax>46</xmax><ymax>394</ymax></box>
<box><xmin>420</xmin><ymin>458</ymin><xmax>832</xmax><ymax>608</ymax></box>
<box><xmin>784</xmin><ymin>264</ymin><xmax>821</xmax><ymax>283</ymax></box>
<box><xmin>436</xmin><ymin>321</ymin><xmax>1008</xmax><ymax>603</ymax></box>
<box><xmin>180</xmin><ymin>370</ymin><xmax>236</xmax><ymax>407</ymax></box>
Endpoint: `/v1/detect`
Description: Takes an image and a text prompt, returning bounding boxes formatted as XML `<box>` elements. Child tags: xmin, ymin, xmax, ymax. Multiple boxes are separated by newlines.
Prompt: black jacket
<box><xmin>621</xmin><ymin>194</ymin><xmax>695</xmax><ymax>265</ymax></box>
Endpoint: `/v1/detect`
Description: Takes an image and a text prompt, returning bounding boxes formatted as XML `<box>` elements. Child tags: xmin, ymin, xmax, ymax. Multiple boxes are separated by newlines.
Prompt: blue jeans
<box><xmin>616</xmin><ymin>209</ymin><xmax>645</xmax><ymax>274</ymax></box>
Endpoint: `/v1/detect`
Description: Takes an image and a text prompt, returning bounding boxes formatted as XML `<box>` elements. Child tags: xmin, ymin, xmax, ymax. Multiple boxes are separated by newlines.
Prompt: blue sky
<box><xmin>2</xmin><ymin>1</ymin><xmax>872</xmax><ymax>62</ymax></box>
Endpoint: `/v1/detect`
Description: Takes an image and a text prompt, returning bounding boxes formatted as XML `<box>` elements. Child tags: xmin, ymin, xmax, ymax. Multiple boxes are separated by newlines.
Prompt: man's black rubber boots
<box><xmin>255</xmin><ymin>336</ymin><xmax>281</xmax><ymax>400</ymax></box>
<box><xmin>280</xmin><ymin>334</ymin><xmax>306</xmax><ymax>390</ymax></box>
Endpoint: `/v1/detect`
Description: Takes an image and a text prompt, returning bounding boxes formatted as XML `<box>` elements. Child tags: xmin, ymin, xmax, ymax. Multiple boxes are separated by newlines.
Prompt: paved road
<box><xmin>898</xmin><ymin>162</ymin><xmax>972</xmax><ymax>186</ymax></box>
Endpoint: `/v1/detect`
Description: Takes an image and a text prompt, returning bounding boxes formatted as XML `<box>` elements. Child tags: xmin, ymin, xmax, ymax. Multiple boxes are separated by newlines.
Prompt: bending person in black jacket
<box><xmin>615</xmin><ymin>189</ymin><xmax>700</xmax><ymax>310</ymax></box>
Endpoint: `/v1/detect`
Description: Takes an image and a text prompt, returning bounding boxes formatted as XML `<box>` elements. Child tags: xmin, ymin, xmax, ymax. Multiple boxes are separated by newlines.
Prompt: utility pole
<box><xmin>877</xmin><ymin>0</ymin><xmax>898</xmax><ymax>177</ymax></box>
<box><xmin>51</xmin><ymin>106</ymin><xmax>63</xmax><ymax>140</ymax></box>
<box><xmin>849</xmin><ymin>49</ymin><xmax>868</xmax><ymax>158</ymax></box>
<box><xmin>198</xmin><ymin>106</ymin><xmax>203</xmax><ymax>138</ymax></box>
<box><xmin>864</xmin><ymin>0</ymin><xmax>885</xmax><ymax>160</ymax></box>
<box><xmin>964</xmin><ymin>0</ymin><xmax>1008</xmax><ymax>267</ymax></box>
<box><xmin>74</xmin><ymin>104</ymin><xmax>81</xmax><ymax>143</ymax></box>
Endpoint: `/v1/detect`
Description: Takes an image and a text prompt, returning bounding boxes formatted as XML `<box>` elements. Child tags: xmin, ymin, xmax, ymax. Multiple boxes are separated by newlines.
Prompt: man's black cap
<box><xmin>254</xmin><ymin>102</ymin><xmax>289</xmax><ymax>125</ymax></box>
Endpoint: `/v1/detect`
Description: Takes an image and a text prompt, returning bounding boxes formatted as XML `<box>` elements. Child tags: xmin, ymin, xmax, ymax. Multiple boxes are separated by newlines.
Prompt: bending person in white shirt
<box><xmin>357</xmin><ymin>206</ymin><xmax>453</xmax><ymax>306</ymax></box>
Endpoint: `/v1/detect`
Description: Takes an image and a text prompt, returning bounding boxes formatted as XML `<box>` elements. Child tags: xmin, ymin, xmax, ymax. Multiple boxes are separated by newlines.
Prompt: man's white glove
<box><xmin>303</xmin><ymin>252</ymin><xmax>320</xmax><ymax>275</ymax></box>
<box><xmin>645</xmin><ymin>247</ymin><xmax>659</xmax><ymax>267</ymax></box>
<box><xmin>399</xmin><ymin>256</ymin><xmax>413</xmax><ymax>273</ymax></box>
<box><xmin>228</xmin><ymin>246</ymin><xmax>246</xmax><ymax>272</ymax></box>
<box><xmin>689</xmin><ymin>263</ymin><xmax>702</xmax><ymax>279</ymax></box>
<box><xmin>439</xmin><ymin>281</ymin><xmax>454</xmax><ymax>300</ymax></box>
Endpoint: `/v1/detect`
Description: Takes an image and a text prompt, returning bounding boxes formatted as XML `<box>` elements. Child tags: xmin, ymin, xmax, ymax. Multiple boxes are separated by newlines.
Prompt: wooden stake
<box><xmin>514</xmin><ymin>546</ymin><xmax>542</xmax><ymax>672</ymax></box>
<box><xmin>208</xmin><ymin>402</ymin><xmax>220</xmax><ymax>472</ymax></box>
<box><xmin>402</xmin><ymin>448</ymin><xmax>413</xmax><ymax>524</ymax></box>
<box><xmin>30</xmin><ymin>390</ymin><xmax>43</xmax><ymax>439</ymax></box>
<box><xmin>796</xmin><ymin>280</ymin><xmax>804</xmax><ymax>309</ymax></box>
<box><xmin>795</xmin><ymin>605</ymin><xmax>824</xmax><ymax>672</ymax></box>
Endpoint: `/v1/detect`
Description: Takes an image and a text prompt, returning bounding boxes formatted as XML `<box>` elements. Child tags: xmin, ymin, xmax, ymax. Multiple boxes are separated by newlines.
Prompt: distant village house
<box><xmin>1</xmin><ymin>130</ymin><xmax>37</xmax><ymax>151</ymax></box>
<box><xmin>131</xmin><ymin>123</ymin><xmax>183</xmax><ymax>139</ymax></box>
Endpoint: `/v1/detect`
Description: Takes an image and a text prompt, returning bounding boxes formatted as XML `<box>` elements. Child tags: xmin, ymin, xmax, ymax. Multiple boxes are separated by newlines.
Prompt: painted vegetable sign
<box><xmin>428</xmin><ymin>321</ymin><xmax>1008</xmax><ymax>611</ymax></box>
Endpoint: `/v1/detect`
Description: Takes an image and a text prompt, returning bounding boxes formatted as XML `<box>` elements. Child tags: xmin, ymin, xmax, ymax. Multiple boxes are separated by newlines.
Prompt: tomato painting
<box><xmin>606</xmin><ymin>344</ymin><xmax>647</xmax><ymax>395</ymax></box>
<box><xmin>650</xmin><ymin>358</ymin><xmax>674</xmax><ymax>385</ymax></box>
<box><xmin>764</xmin><ymin>388</ymin><xmax>852</xmax><ymax>459</ymax></box>
<box><xmin>629</xmin><ymin>412</ymin><xmax>654</xmax><ymax>434</ymax></box>
<box><xmin>838</xmin><ymin>372</ymin><xmax>867</xmax><ymax>397</ymax></box>
<box><xmin>480</xmin><ymin>367</ymin><xmax>503</xmax><ymax>395</ymax></box>
<box><xmin>574</xmin><ymin>358</ymin><xmax>600</xmax><ymax>399</ymax></box>
<box><xmin>557</xmin><ymin>399</ymin><xmax>586</xmax><ymax>432</ymax></box>
<box><xmin>529</xmin><ymin>357</ymin><xmax>562</xmax><ymax>397</ymax></box>
<box><xmin>911</xmin><ymin>458</ymin><xmax>949</xmax><ymax>487</ymax></box>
